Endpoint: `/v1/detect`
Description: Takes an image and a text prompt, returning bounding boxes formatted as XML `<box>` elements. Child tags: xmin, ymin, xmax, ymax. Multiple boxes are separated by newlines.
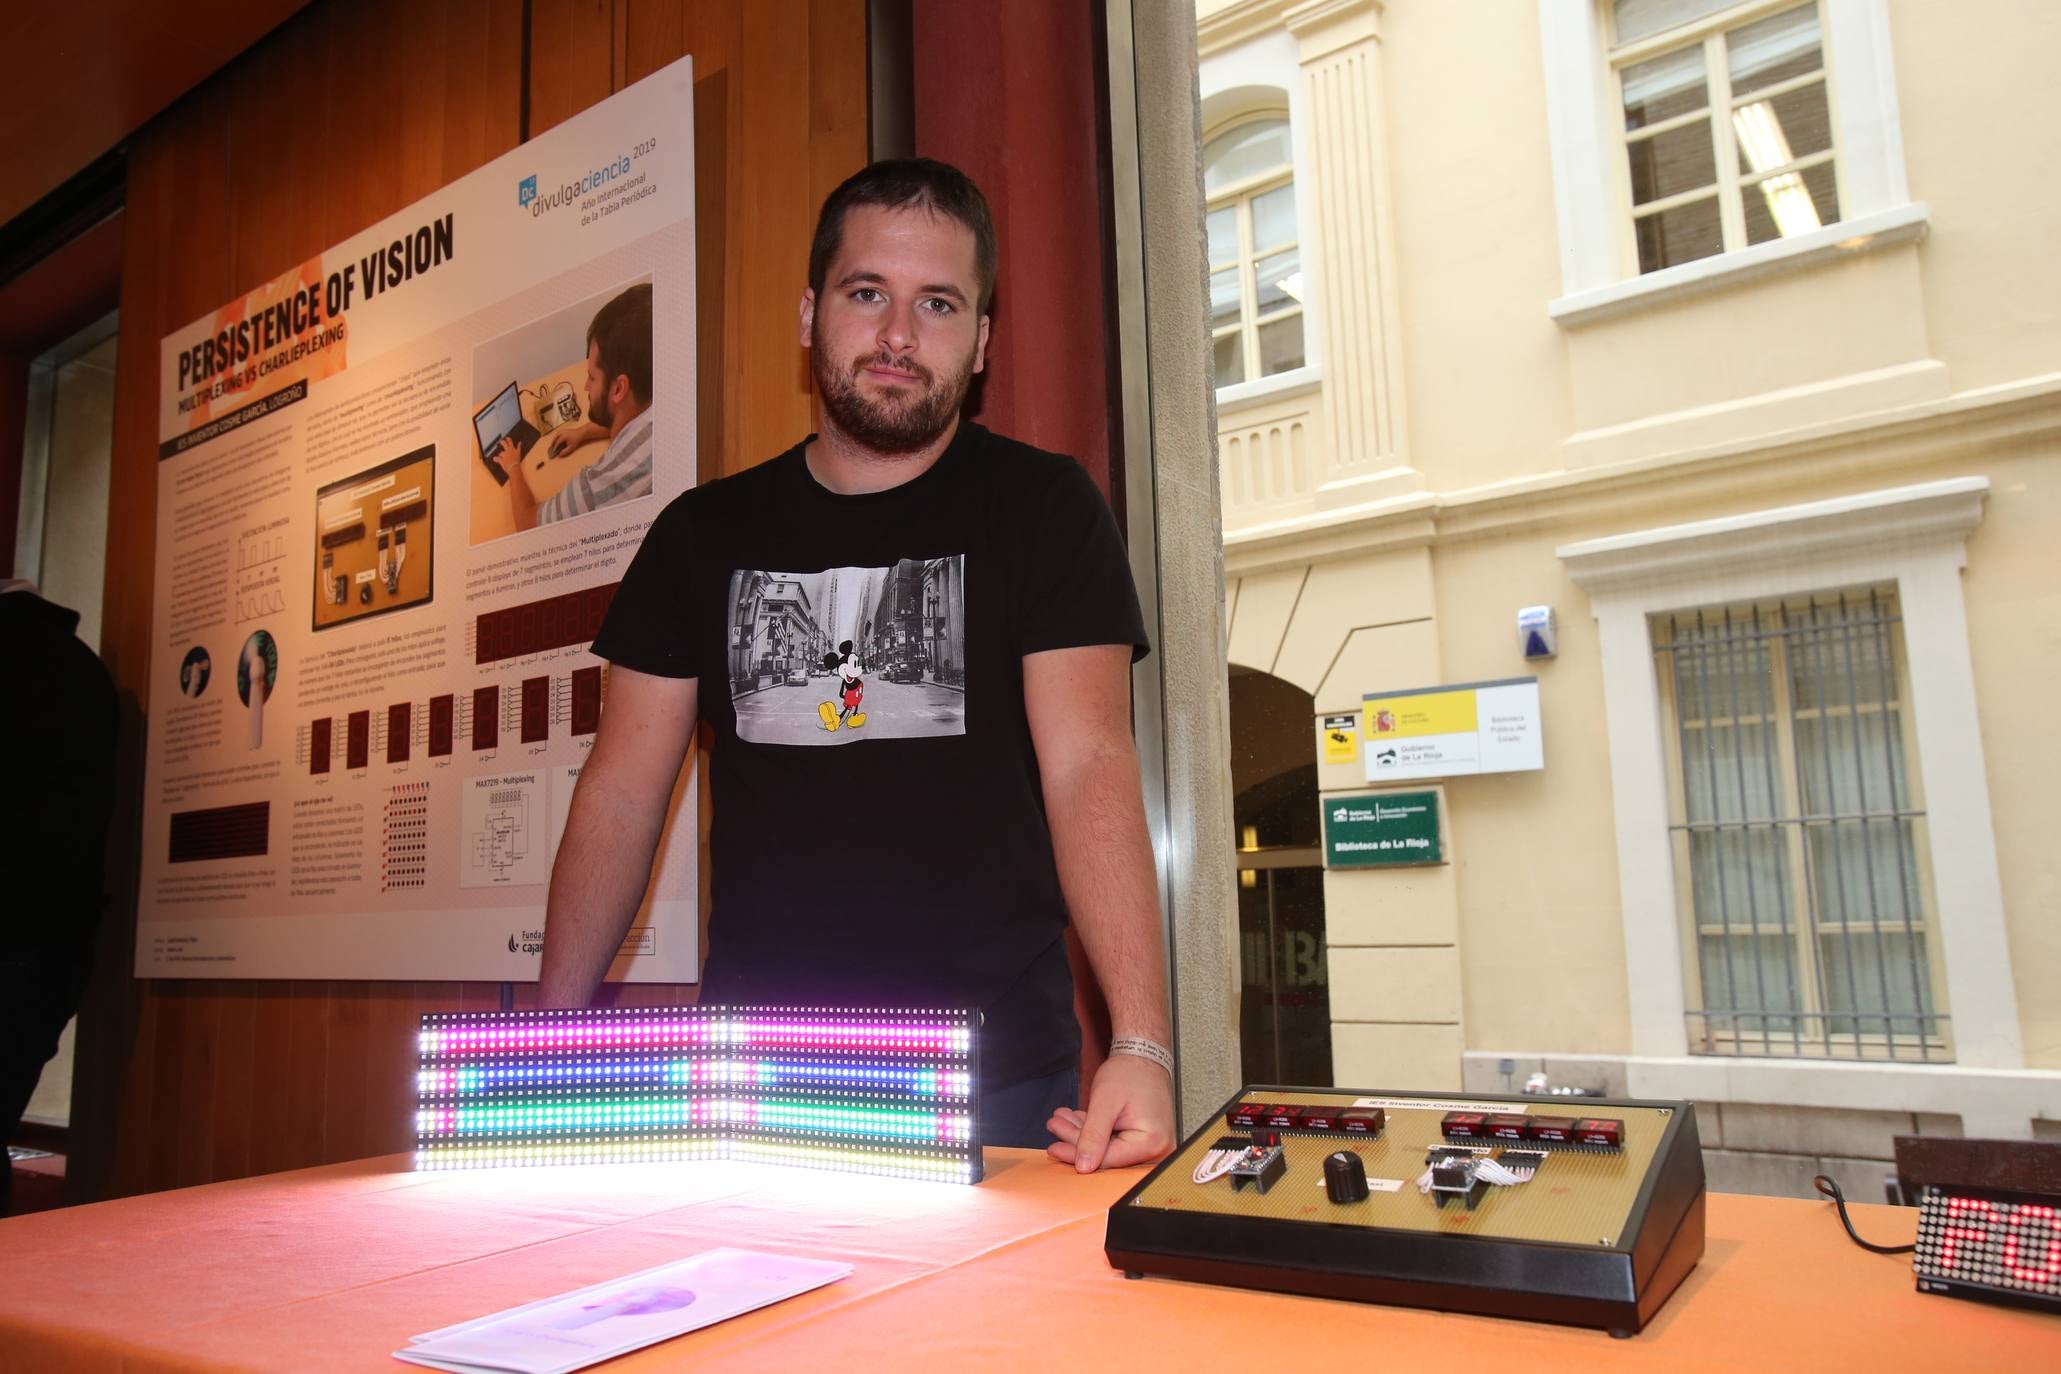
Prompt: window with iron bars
<box><xmin>1653</xmin><ymin>588</ymin><xmax>1950</xmax><ymax>1060</ymax></box>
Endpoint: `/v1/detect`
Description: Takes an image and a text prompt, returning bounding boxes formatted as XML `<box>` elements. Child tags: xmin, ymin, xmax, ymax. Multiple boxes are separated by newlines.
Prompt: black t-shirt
<box><xmin>590</xmin><ymin>420</ymin><xmax>1149</xmax><ymax>1085</ymax></box>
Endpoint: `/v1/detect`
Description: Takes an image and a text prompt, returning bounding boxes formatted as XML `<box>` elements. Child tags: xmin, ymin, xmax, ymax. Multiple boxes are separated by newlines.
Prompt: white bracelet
<box><xmin>1109</xmin><ymin>1035</ymin><xmax>1175</xmax><ymax>1078</ymax></box>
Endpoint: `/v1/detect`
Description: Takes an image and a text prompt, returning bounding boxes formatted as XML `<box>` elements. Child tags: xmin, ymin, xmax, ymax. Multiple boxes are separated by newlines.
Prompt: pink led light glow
<box><xmin>424</xmin><ymin>1020</ymin><xmax>720</xmax><ymax>1056</ymax></box>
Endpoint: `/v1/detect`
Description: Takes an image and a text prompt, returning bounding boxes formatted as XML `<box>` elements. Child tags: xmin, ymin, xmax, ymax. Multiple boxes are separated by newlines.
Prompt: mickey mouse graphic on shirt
<box><xmin>816</xmin><ymin>640</ymin><xmax>868</xmax><ymax>732</ymax></box>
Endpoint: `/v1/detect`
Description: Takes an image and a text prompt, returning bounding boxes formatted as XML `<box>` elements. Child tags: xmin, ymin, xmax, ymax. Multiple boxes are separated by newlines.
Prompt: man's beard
<box><xmin>588</xmin><ymin>384</ymin><xmax>614</xmax><ymax>430</ymax></box>
<box><xmin>814</xmin><ymin>345</ymin><xmax>975</xmax><ymax>455</ymax></box>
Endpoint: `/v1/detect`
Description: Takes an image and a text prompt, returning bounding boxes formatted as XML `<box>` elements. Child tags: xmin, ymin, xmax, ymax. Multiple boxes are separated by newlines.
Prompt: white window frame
<box><xmin>1559</xmin><ymin>479</ymin><xmax>2024</xmax><ymax>1092</ymax></box>
<box><xmin>1539</xmin><ymin>0</ymin><xmax>1926</xmax><ymax>325</ymax></box>
<box><xmin>1613</xmin><ymin>2</ymin><xmax>1841</xmax><ymax>273</ymax></box>
<box><xmin>1206</xmin><ymin>118</ymin><xmax>1308</xmax><ymax>393</ymax></box>
<box><xmin>1200</xmin><ymin>29</ymin><xmax>1322</xmax><ymax>403</ymax></box>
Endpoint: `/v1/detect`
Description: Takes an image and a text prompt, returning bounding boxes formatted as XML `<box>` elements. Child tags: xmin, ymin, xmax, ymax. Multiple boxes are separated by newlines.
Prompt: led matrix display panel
<box><xmin>416</xmin><ymin>1005</ymin><xmax>981</xmax><ymax>1184</ymax></box>
<box><xmin>1916</xmin><ymin>1191</ymin><xmax>2061</xmax><ymax>1311</ymax></box>
<box><xmin>1899</xmin><ymin>1135</ymin><xmax>2061</xmax><ymax>1314</ymax></box>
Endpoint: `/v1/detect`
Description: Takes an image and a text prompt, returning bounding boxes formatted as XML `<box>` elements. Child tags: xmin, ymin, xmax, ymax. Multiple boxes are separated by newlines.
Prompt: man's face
<box><xmin>800</xmin><ymin>204</ymin><xmax>990</xmax><ymax>454</ymax></box>
<box><xmin>584</xmin><ymin>341</ymin><xmax>612</xmax><ymax>429</ymax></box>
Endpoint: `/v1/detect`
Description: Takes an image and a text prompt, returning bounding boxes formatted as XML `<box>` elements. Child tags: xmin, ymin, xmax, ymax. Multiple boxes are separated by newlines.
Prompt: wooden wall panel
<box><xmin>246</xmin><ymin>988</ymin><xmax>296</xmax><ymax>1175</ymax></box>
<box><xmin>72</xmin><ymin>0</ymin><xmax>870</xmax><ymax>1202</ymax></box>
<box><xmin>443</xmin><ymin>0</ymin><xmax>528</xmax><ymax>176</ymax></box>
<box><xmin>808</xmin><ymin>0</ymin><xmax>872</xmax><ymax>230</ymax></box>
<box><xmin>74</xmin><ymin>56</ymin><xmax>238</xmax><ymax>1205</ymax></box>
<box><xmin>737</xmin><ymin>1</ymin><xmax>820</xmax><ymax>470</ymax></box>
<box><xmin>172</xmin><ymin>987</ymin><xmax>220</xmax><ymax>1189</ymax></box>
<box><xmin>529</xmin><ymin>0</ymin><xmax>618</xmax><ymax>138</ymax></box>
<box><xmin>208</xmin><ymin>988</ymin><xmax>257</xmax><ymax>1181</ymax></box>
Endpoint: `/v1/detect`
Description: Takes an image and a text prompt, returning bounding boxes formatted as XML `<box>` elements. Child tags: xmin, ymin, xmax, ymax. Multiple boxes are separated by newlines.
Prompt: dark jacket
<box><xmin>0</xmin><ymin>589</ymin><xmax>118</xmax><ymax>1131</ymax></box>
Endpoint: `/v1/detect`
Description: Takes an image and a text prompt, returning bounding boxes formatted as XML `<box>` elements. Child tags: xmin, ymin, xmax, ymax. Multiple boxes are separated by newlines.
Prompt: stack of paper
<box><xmin>395</xmin><ymin>1248</ymin><xmax>853</xmax><ymax>1373</ymax></box>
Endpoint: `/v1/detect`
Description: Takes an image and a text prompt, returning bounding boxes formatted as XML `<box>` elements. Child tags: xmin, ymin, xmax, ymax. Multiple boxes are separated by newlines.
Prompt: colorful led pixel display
<box><xmin>415</xmin><ymin>1006</ymin><xmax>982</xmax><ymax>1184</ymax></box>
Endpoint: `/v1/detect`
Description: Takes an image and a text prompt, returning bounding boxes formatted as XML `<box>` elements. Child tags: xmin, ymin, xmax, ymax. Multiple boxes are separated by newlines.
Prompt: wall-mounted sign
<box><xmin>1323</xmin><ymin>790</ymin><xmax>1444</xmax><ymax>868</ymax></box>
<box><xmin>1320</xmin><ymin>713</ymin><xmax>1358</xmax><ymax>765</ymax></box>
<box><xmin>1362</xmin><ymin>677</ymin><xmax>1542</xmax><ymax>782</ymax></box>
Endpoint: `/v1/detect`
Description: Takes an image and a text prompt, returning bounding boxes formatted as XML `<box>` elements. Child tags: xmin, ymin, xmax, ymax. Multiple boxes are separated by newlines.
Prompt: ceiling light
<box><xmin>1733</xmin><ymin>101</ymin><xmax>1821</xmax><ymax>238</ymax></box>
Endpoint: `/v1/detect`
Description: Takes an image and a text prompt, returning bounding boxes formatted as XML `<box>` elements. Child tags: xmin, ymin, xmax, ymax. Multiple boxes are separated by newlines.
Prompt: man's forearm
<box><xmin>506</xmin><ymin>446</ymin><xmax>541</xmax><ymax>530</ymax></box>
<box><xmin>1044</xmin><ymin>744</ymin><xmax>1170</xmax><ymax>1044</ymax></box>
<box><xmin>536</xmin><ymin>771</ymin><xmax>671</xmax><ymax>1006</ymax></box>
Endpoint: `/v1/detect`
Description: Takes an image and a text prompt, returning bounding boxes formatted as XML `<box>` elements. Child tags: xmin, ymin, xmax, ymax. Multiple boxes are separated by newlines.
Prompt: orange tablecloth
<box><xmin>0</xmin><ymin>1150</ymin><xmax>2053</xmax><ymax>1371</ymax></box>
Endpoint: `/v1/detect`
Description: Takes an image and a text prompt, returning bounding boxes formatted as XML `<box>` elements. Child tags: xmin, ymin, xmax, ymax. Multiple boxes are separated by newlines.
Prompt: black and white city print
<box><xmin>726</xmin><ymin>557</ymin><xmax>966</xmax><ymax>744</ymax></box>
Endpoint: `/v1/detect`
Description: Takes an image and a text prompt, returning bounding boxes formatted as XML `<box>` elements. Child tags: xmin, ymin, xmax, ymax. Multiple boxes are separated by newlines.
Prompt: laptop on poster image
<box><xmin>473</xmin><ymin>382</ymin><xmax>541</xmax><ymax>486</ymax></box>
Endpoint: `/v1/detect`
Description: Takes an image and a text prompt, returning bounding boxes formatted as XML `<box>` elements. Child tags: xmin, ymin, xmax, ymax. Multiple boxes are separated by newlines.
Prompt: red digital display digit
<box><xmin>1940</xmin><ymin>1225</ymin><xmax>1986</xmax><ymax>1273</ymax></box>
<box><xmin>1940</xmin><ymin>1195</ymin><xmax>1993</xmax><ymax>1273</ymax></box>
<box><xmin>2002</xmin><ymin>1232</ymin><xmax>2061</xmax><ymax>1284</ymax></box>
<box><xmin>2001</xmin><ymin>1203</ymin><xmax>2061</xmax><ymax>1285</ymax></box>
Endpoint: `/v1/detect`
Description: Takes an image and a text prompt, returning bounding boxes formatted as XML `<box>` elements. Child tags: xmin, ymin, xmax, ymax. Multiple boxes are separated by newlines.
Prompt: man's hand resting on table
<box><xmin>1043</xmin><ymin>1052</ymin><xmax>1175</xmax><ymax>1172</ymax></box>
<box><xmin>548</xmin><ymin>420</ymin><xmax>607</xmax><ymax>459</ymax></box>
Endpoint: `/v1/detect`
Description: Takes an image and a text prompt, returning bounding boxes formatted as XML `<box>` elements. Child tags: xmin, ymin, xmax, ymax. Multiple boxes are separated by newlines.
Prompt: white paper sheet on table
<box><xmin>393</xmin><ymin>1247</ymin><xmax>853</xmax><ymax>1374</ymax></box>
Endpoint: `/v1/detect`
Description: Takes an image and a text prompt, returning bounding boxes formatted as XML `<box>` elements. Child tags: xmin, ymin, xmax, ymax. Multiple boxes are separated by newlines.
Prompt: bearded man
<box><xmin>537</xmin><ymin>159</ymin><xmax>1173</xmax><ymax>1169</ymax></box>
<box><xmin>500</xmin><ymin>281</ymin><xmax>655</xmax><ymax>533</ymax></box>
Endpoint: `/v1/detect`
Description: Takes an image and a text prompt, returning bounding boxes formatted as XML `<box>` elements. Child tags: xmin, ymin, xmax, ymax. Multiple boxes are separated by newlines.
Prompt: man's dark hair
<box><xmin>588</xmin><ymin>282</ymin><xmax>653</xmax><ymax>406</ymax></box>
<box><xmin>808</xmin><ymin>158</ymin><xmax>997</xmax><ymax>315</ymax></box>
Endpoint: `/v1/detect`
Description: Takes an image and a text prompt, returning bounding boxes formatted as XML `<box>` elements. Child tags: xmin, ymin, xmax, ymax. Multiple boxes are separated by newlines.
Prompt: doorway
<box><xmin>1229</xmin><ymin>666</ymin><xmax>1332</xmax><ymax>1085</ymax></box>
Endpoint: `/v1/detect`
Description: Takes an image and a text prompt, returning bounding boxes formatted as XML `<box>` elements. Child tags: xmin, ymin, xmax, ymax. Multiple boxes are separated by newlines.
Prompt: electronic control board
<box><xmin>312</xmin><ymin>444</ymin><xmax>436</xmax><ymax>632</ymax></box>
<box><xmin>1105</xmin><ymin>1086</ymin><xmax>1705</xmax><ymax>1336</ymax></box>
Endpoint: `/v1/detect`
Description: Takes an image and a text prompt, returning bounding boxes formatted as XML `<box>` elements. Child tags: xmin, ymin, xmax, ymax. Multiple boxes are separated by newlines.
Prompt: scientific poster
<box><xmin>137</xmin><ymin>57</ymin><xmax>697</xmax><ymax>979</ymax></box>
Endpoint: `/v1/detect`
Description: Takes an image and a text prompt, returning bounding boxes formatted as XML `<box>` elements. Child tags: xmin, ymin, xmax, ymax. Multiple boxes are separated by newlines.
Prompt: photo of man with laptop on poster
<box><xmin>469</xmin><ymin>278</ymin><xmax>654</xmax><ymax>543</ymax></box>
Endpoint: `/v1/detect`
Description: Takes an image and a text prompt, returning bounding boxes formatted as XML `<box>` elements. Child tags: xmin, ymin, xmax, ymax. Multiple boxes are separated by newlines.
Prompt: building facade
<box><xmin>1200</xmin><ymin>0</ymin><xmax>2061</xmax><ymax>1194</ymax></box>
<box><xmin>921</xmin><ymin>557</ymin><xmax>965</xmax><ymax>687</ymax></box>
<box><xmin>733</xmin><ymin>573</ymin><xmax>821</xmax><ymax>691</ymax></box>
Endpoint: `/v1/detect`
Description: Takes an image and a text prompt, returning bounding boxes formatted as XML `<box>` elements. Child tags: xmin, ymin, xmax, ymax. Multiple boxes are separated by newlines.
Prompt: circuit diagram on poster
<box><xmin>461</xmin><ymin>772</ymin><xmax>548</xmax><ymax>887</ymax></box>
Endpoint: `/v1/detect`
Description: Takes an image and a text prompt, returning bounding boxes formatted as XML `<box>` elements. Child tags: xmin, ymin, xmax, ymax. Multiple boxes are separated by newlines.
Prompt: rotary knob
<box><xmin>1324</xmin><ymin>1150</ymin><xmax>1370</xmax><ymax>1204</ymax></box>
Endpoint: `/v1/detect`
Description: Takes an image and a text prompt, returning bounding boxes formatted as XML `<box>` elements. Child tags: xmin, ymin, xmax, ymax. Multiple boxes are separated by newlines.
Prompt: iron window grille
<box><xmin>1653</xmin><ymin>588</ymin><xmax>1950</xmax><ymax>1061</ymax></box>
